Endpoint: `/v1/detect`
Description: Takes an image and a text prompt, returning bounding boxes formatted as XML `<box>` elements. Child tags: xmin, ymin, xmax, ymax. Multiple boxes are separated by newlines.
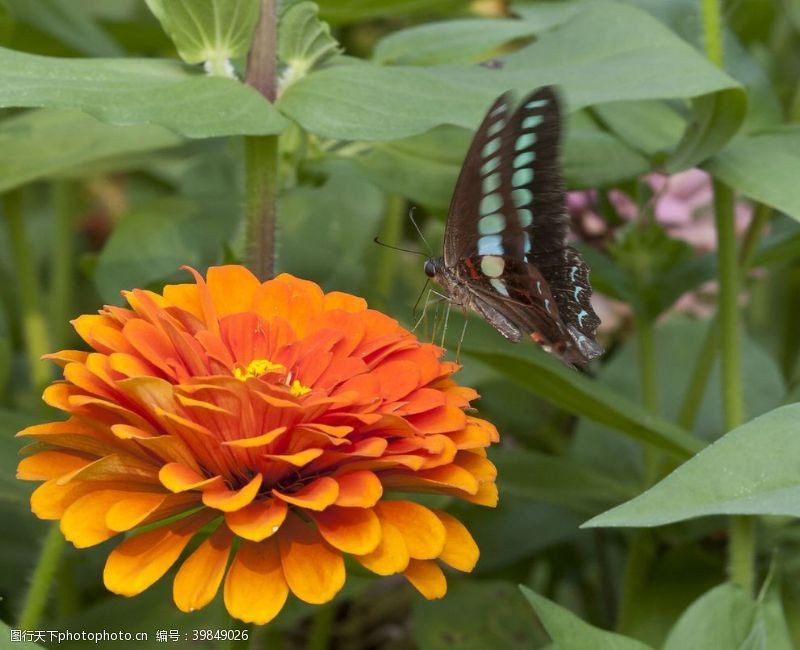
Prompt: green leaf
<box><xmin>520</xmin><ymin>586</ymin><xmax>654</xmax><ymax>649</ymax></box>
<box><xmin>373</xmin><ymin>18</ymin><xmax>539</xmax><ymax>65</ymax></box>
<box><xmin>4</xmin><ymin>0</ymin><xmax>123</xmax><ymax>57</ymax></box>
<box><xmin>145</xmin><ymin>0</ymin><xmax>259</xmax><ymax>71</ymax></box>
<box><xmin>94</xmin><ymin>195</ymin><xmax>236</xmax><ymax>303</ymax></box>
<box><xmin>316</xmin><ymin>0</ymin><xmax>463</xmax><ymax>25</ymax></box>
<box><xmin>281</xmin><ymin>2</ymin><xmax>743</xmax><ymax>145</ymax></box>
<box><xmin>0</xmin><ymin>619</ymin><xmax>47</xmax><ymax>648</ymax></box>
<box><xmin>413</xmin><ymin>581</ymin><xmax>547</xmax><ymax>649</ymax></box>
<box><xmin>662</xmin><ymin>584</ymin><xmax>755</xmax><ymax>650</ymax></box>
<box><xmin>461</xmin><ymin>332</ymin><xmax>703</xmax><ymax>460</ymax></box>
<box><xmin>279</xmin><ymin>1</ymin><xmax>340</xmax><ymax>75</ymax></box>
<box><xmin>493</xmin><ymin>447</ymin><xmax>636</xmax><ymax>514</ymax></box>
<box><xmin>593</xmin><ymin>100</ymin><xmax>685</xmax><ymax>157</ymax></box>
<box><xmin>0</xmin><ymin>110</ymin><xmax>182</xmax><ymax>193</ymax></box>
<box><xmin>706</xmin><ymin>127</ymin><xmax>800</xmax><ymax>221</ymax></box>
<box><xmin>585</xmin><ymin>404</ymin><xmax>800</xmax><ymax>528</ymax></box>
<box><xmin>0</xmin><ymin>46</ymin><xmax>287</xmax><ymax>138</ymax></box>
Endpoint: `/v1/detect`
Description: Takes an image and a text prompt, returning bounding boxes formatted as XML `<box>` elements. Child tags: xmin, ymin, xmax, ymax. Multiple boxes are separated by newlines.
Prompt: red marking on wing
<box><xmin>464</xmin><ymin>258</ymin><xmax>480</xmax><ymax>280</ymax></box>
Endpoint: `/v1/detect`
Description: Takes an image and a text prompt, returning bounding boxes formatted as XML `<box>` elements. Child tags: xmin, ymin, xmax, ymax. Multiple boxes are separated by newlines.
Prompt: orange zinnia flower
<box><xmin>17</xmin><ymin>266</ymin><xmax>498</xmax><ymax>624</ymax></box>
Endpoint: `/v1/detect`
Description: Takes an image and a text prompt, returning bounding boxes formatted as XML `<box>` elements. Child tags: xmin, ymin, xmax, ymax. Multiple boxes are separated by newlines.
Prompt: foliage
<box><xmin>1</xmin><ymin>0</ymin><xmax>800</xmax><ymax>648</ymax></box>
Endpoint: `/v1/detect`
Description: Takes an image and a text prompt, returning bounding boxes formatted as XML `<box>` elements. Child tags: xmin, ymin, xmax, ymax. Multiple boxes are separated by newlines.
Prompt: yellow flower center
<box><xmin>289</xmin><ymin>380</ymin><xmax>311</xmax><ymax>397</ymax></box>
<box><xmin>233</xmin><ymin>359</ymin><xmax>285</xmax><ymax>381</ymax></box>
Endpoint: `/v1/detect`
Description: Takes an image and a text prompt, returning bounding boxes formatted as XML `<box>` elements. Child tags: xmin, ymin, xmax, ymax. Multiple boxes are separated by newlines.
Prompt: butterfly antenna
<box><xmin>408</xmin><ymin>207</ymin><xmax>434</xmax><ymax>256</ymax></box>
<box><xmin>412</xmin><ymin>278</ymin><xmax>431</xmax><ymax>326</ymax></box>
<box><xmin>372</xmin><ymin>237</ymin><xmax>427</xmax><ymax>257</ymax></box>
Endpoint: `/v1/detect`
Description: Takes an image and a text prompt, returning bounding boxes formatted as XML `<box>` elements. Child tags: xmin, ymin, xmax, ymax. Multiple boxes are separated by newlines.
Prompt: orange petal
<box><xmin>354</xmin><ymin>519</ymin><xmax>409</xmax><ymax>576</ymax></box>
<box><xmin>61</xmin><ymin>489</ymin><xmax>131</xmax><ymax>547</ymax></box>
<box><xmin>104</xmin><ymin>492</ymin><xmax>169</xmax><ymax>532</ymax></box>
<box><xmin>202</xmin><ymin>474</ymin><xmax>262</xmax><ymax>512</ymax></box>
<box><xmin>273</xmin><ymin>477</ymin><xmax>338</xmax><ymax>511</ymax></box>
<box><xmin>225</xmin><ymin>498</ymin><xmax>288</xmax><ymax>542</ymax></box>
<box><xmin>278</xmin><ymin>514</ymin><xmax>345</xmax><ymax>604</ymax></box>
<box><xmin>104</xmin><ymin>511</ymin><xmax>214</xmax><ymax>597</ymax></box>
<box><xmin>375</xmin><ymin>501</ymin><xmax>445</xmax><ymax>560</ymax></box>
<box><xmin>173</xmin><ymin>524</ymin><xmax>234</xmax><ymax>613</ymax></box>
<box><xmin>163</xmin><ymin>283</ymin><xmax>204</xmax><ymax>321</ymax></box>
<box><xmin>322</xmin><ymin>291</ymin><xmax>367</xmax><ymax>313</ymax></box>
<box><xmin>17</xmin><ymin>451</ymin><xmax>94</xmax><ymax>481</ymax></box>
<box><xmin>404</xmin><ymin>560</ymin><xmax>447</xmax><ymax>599</ymax></box>
<box><xmin>461</xmin><ymin>481</ymin><xmax>498</xmax><ymax>507</ymax></box>
<box><xmin>222</xmin><ymin>427</ymin><xmax>287</xmax><ymax>448</ymax></box>
<box><xmin>310</xmin><ymin>507</ymin><xmax>381</xmax><ymax>555</ymax></box>
<box><xmin>381</xmin><ymin>465</ymin><xmax>479</xmax><ymax>495</ymax></box>
<box><xmin>455</xmin><ymin>451</ymin><xmax>497</xmax><ymax>483</ymax></box>
<box><xmin>434</xmin><ymin>511</ymin><xmax>479</xmax><ymax>572</ymax></box>
<box><xmin>159</xmin><ymin>463</ymin><xmax>221</xmax><ymax>492</ymax></box>
<box><xmin>334</xmin><ymin>471</ymin><xmax>383</xmax><ymax>508</ymax></box>
<box><xmin>224</xmin><ymin>538</ymin><xmax>288</xmax><ymax>625</ymax></box>
<box><xmin>262</xmin><ymin>448</ymin><xmax>323</xmax><ymax>466</ymax></box>
<box><xmin>408</xmin><ymin>406</ymin><xmax>466</xmax><ymax>434</ymax></box>
<box><xmin>207</xmin><ymin>265</ymin><xmax>260</xmax><ymax>317</ymax></box>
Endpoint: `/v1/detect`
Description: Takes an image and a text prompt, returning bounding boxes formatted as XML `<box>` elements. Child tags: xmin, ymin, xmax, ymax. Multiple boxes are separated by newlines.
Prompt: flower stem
<box><xmin>17</xmin><ymin>523</ymin><xmax>65</xmax><ymax>630</ymax></box>
<box><xmin>244</xmin><ymin>0</ymin><xmax>279</xmax><ymax>280</ymax></box>
<box><xmin>307</xmin><ymin>605</ymin><xmax>336</xmax><ymax>650</ymax></box>
<box><xmin>714</xmin><ymin>179</ymin><xmax>752</xmax><ymax>593</ymax></box>
<box><xmin>50</xmin><ymin>182</ymin><xmax>76</xmax><ymax>348</ymax></box>
<box><xmin>3</xmin><ymin>191</ymin><xmax>51</xmax><ymax>390</ymax></box>
<box><xmin>372</xmin><ymin>194</ymin><xmax>405</xmax><ymax>309</ymax></box>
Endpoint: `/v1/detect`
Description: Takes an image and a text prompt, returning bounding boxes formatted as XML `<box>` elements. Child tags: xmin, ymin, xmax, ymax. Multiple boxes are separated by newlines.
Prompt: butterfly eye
<box><xmin>424</xmin><ymin>259</ymin><xmax>437</xmax><ymax>278</ymax></box>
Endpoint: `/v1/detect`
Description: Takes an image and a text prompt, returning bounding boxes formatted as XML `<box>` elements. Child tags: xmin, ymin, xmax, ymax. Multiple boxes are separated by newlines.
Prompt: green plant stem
<box><xmin>701</xmin><ymin>0</ymin><xmax>724</xmax><ymax>67</ymax></box>
<box><xmin>244</xmin><ymin>0</ymin><xmax>279</xmax><ymax>280</ymax></box>
<box><xmin>17</xmin><ymin>523</ymin><xmax>65</xmax><ymax>630</ymax></box>
<box><xmin>714</xmin><ymin>179</ymin><xmax>753</xmax><ymax>594</ymax></box>
<box><xmin>372</xmin><ymin>194</ymin><xmax>405</xmax><ymax>309</ymax></box>
<box><xmin>307</xmin><ymin>605</ymin><xmax>336</xmax><ymax>650</ymax></box>
<box><xmin>51</xmin><ymin>182</ymin><xmax>75</xmax><ymax>348</ymax></box>
<box><xmin>4</xmin><ymin>192</ymin><xmax>51</xmax><ymax>389</ymax></box>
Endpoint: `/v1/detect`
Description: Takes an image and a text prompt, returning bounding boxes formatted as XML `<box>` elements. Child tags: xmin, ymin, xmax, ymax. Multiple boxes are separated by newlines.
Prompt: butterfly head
<box><xmin>424</xmin><ymin>257</ymin><xmax>442</xmax><ymax>279</ymax></box>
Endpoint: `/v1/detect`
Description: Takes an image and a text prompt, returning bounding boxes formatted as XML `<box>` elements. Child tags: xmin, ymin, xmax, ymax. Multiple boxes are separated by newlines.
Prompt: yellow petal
<box><xmin>334</xmin><ymin>470</ymin><xmax>383</xmax><ymax>508</ymax></box>
<box><xmin>278</xmin><ymin>513</ymin><xmax>345</xmax><ymax>604</ymax></box>
<box><xmin>159</xmin><ymin>463</ymin><xmax>221</xmax><ymax>493</ymax></box>
<box><xmin>404</xmin><ymin>560</ymin><xmax>447</xmax><ymax>599</ymax></box>
<box><xmin>104</xmin><ymin>511</ymin><xmax>214</xmax><ymax>597</ymax></box>
<box><xmin>354</xmin><ymin>519</ymin><xmax>409</xmax><ymax>576</ymax></box>
<box><xmin>310</xmin><ymin>506</ymin><xmax>381</xmax><ymax>555</ymax></box>
<box><xmin>225</xmin><ymin>498</ymin><xmax>288</xmax><ymax>542</ymax></box>
<box><xmin>202</xmin><ymin>474</ymin><xmax>262</xmax><ymax>512</ymax></box>
<box><xmin>434</xmin><ymin>510</ymin><xmax>479</xmax><ymax>572</ymax></box>
<box><xmin>273</xmin><ymin>477</ymin><xmax>339</xmax><ymax>511</ymax></box>
<box><xmin>174</xmin><ymin>525</ymin><xmax>233</xmax><ymax>613</ymax></box>
<box><xmin>224</xmin><ymin>538</ymin><xmax>288</xmax><ymax>625</ymax></box>
<box><xmin>375</xmin><ymin>501</ymin><xmax>446</xmax><ymax>560</ymax></box>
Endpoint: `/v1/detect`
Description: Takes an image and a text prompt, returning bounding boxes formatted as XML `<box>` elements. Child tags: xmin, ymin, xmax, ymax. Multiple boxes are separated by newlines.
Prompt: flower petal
<box><xmin>334</xmin><ymin>470</ymin><xmax>383</xmax><ymax>508</ymax></box>
<box><xmin>278</xmin><ymin>513</ymin><xmax>345</xmax><ymax>604</ymax></box>
<box><xmin>173</xmin><ymin>524</ymin><xmax>234</xmax><ymax>613</ymax></box>
<box><xmin>225</xmin><ymin>498</ymin><xmax>288</xmax><ymax>542</ymax></box>
<box><xmin>273</xmin><ymin>477</ymin><xmax>339</xmax><ymax>511</ymax></box>
<box><xmin>224</xmin><ymin>537</ymin><xmax>288</xmax><ymax>625</ymax></box>
<box><xmin>202</xmin><ymin>473</ymin><xmax>262</xmax><ymax>512</ymax></box>
<box><xmin>404</xmin><ymin>560</ymin><xmax>447</xmax><ymax>599</ymax></box>
<box><xmin>207</xmin><ymin>265</ymin><xmax>260</xmax><ymax>317</ymax></box>
<box><xmin>434</xmin><ymin>510</ymin><xmax>479</xmax><ymax>572</ymax></box>
<box><xmin>17</xmin><ymin>451</ymin><xmax>94</xmax><ymax>481</ymax></box>
<box><xmin>104</xmin><ymin>510</ymin><xmax>214</xmax><ymax>596</ymax></box>
<box><xmin>310</xmin><ymin>506</ymin><xmax>381</xmax><ymax>555</ymax></box>
<box><xmin>375</xmin><ymin>501</ymin><xmax>445</xmax><ymax>560</ymax></box>
<box><xmin>159</xmin><ymin>463</ymin><xmax>222</xmax><ymax>493</ymax></box>
<box><xmin>354</xmin><ymin>519</ymin><xmax>409</xmax><ymax>576</ymax></box>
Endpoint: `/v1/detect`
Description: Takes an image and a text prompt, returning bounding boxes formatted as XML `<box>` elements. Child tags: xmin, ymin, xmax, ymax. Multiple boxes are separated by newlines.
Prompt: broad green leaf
<box><xmin>4</xmin><ymin>0</ymin><xmax>123</xmax><ymax>57</ymax></box>
<box><xmin>461</xmin><ymin>332</ymin><xmax>703</xmax><ymax>460</ymax></box>
<box><xmin>94</xmin><ymin>195</ymin><xmax>236</xmax><ymax>303</ymax></box>
<box><xmin>493</xmin><ymin>447</ymin><xmax>636</xmax><ymax>514</ymax></box>
<box><xmin>0</xmin><ymin>619</ymin><xmax>46</xmax><ymax>648</ymax></box>
<box><xmin>593</xmin><ymin>100</ymin><xmax>685</xmax><ymax>157</ymax></box>
<box><xmin>279</xmin><ymin>1</ymin><xmax>339</xmax><ymax>75</ymax></box>
<box><xmin>0</xmin><ymin>47</ymin><xmax>287</xmax><ymax>137</ymax></box>
<box><xmin>146</xmin><ymin>0</ymin><xmax>259</xmax><ymax>72</ymax></box>
<box><xmin>520</xmin><ymin>586</ymin><xmax>654</xmax><ymax>649</ymax></box>
<box><xmin>316</xmin><ymin>0</ymin><xmax>463</xmax><ymax>25</ymax></box>
<box><xmin>756</xmin><ymin>567</ymin><xmax>795</xmax><ymax>650</ymax></box>
<box><xmin>706</xmin><ymin>127</ymin><xmax>800</xmax><ymax>221</ymax></box>
<box><xmin>373</xmin><ymin>18</ymin><xmax>538</xmax><ymax>65</ymax></box>
<box><xmin>281</xmin><ymin>2</ymin><xmax>742</xmax><ymax>145</ymax></box>
<box><xmin>662</xmin><ymin>584</ymin><xmax>755</xmax><ymax>650</ymax></box>
<box><xmin>413</xmin><ymin>581</ymin><xmax>547</xmax><ymax>649</ymax></box>
<box><xmin>0</xmin><ymin>110</ymin><xmax>182</xmax><ymax>193</ymax></box>
<box><xmin>585</xmin><ymin>404</ymin><xmax>800</xmax><ymax>528</ymax></box>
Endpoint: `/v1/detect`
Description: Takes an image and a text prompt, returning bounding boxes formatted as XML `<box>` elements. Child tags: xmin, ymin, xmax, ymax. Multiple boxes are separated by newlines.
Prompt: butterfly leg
<box><xmin>454</xmin><ymin>308</ymin><xmax>470</xmax><ymax>363</ymax></box>
<box><xmin>440</xmin><ymin>300</ymin><xmax>452</xmax><ymax>349</ymax></box>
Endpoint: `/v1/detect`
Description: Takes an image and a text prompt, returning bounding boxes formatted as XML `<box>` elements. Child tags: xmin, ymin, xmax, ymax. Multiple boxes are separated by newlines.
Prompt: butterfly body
<box><xmin>427</xmin><ymin>86</ymin><xmax>603</xmax><ymax>367</ymax></box>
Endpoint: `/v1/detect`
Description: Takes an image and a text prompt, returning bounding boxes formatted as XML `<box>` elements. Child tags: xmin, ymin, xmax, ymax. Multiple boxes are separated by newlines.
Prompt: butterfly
<box><xmin>424</xmin><ymin>86</ymin><xmax>603</xmax><ymax>368</ymax></box>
